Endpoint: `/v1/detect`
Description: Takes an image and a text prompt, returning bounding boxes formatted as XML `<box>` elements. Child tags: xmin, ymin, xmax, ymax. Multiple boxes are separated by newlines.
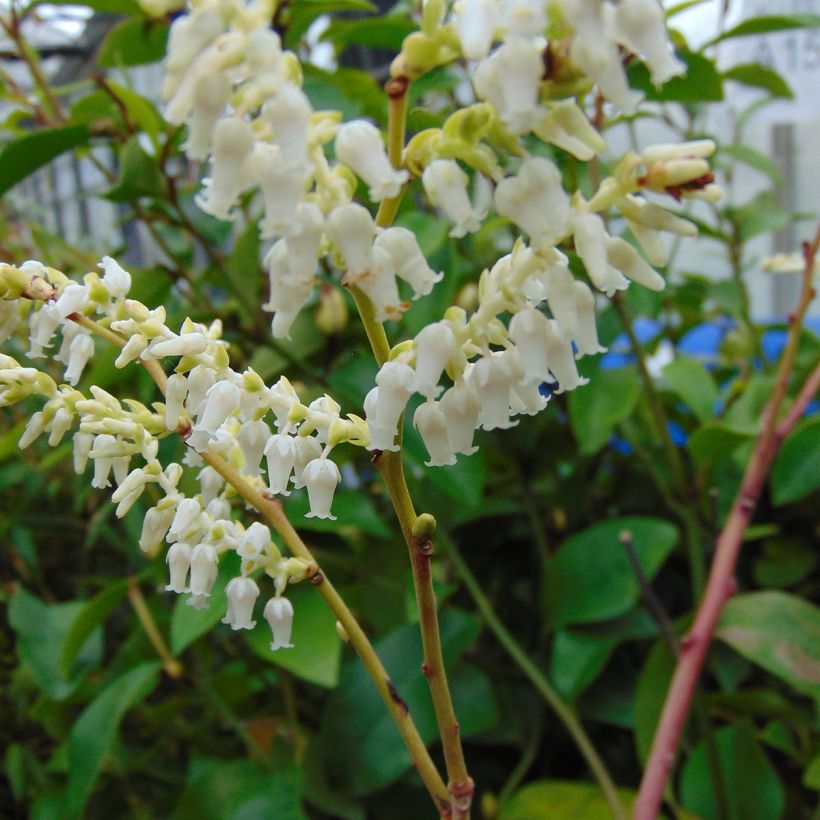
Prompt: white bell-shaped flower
<box><xmin>422</xmin><ymin>160</ymin><xmax>485</xmax><ymax>238</ymax></box>
<box><xmin>440</xmin><ymin>379</ymin><xmax>481</xmax><ymax>455</ymax></box>
<box><xmin>327</xmin><ymin>203</ymin><xmax>376</xmax><ymax>277</ymax></box>
<box><xmin>510</xmin><ymin>375</ymin><xmax>550</xmax><ymax>416</ymax></box>
<box><xmin>509</xmin><ymin>306</ymin><xmax>551</xmax><ymax>384</ymax></box>
<box><xmin>285</xmin><ymin>202</ymin><xmax>324</xmax><ymax>282</ymax></box>
<box><xmin>64</xmin><ymin>333</ymin><xmax>94</xmax><ymax>386</ymax></box>
<box><xmin>469</xmin><ymin>354</ymin><xmax>518</xmax><ymax>431</ymax></box>
<box><xmin>46</xmin><ymin>407</ymin><xmax>72</xmax><ymax>447</ymax></box>
<box><xmin>141</xmin><ymin>503</ymin><xmax>177</xmax><ymax>553</ymax></box>
<box><xmin>73</xmin><ymin>431</ymin><xmax>94</xmax><ymax>474</ymax></box>
<box><xmin>500</xmin><ymin>0</ymin><xmax>547</xmax><ymax>38</ymax></box>
<box><xmin>291</xmin><ymin>435</ymin><xmax>323</xmax><ymax>488</ymax></box>
<box><xmin>264</xmin><ymin>596</ymin><xmax>295</xmax><ymax>651</ymax></box>
<box><xmin>533</xmin><ymin>100</ymin><xmax>606</xmax><ymax>161</ymax></box>
<box><xmin>495</xmin><ymin>157</ymin><xmax>571</xmax><ymax>249</ymax></box>
<box><xmin>265</xmin><ymin>433</ymin><xmax>297</xmax><ymax>495</ymax></box>
<box><xmin>612</xmin><ymin>0</ymin><xmax>684</xmax><ymax>86</ymax></box>
<box><xmin>55</xmin><ymin>283</ymin><xmax>88</xmax><ymax>318</ymax></box>
<box><xmin>261</xmin><ymin>84</ymin><xmax>312</xmax><ymax>167</ymax></box>
<box><xmin>165</xmin><ymin>373</ymin><xmax>189</xmax><ymax>430</ymax></box>
<box><xmin>374</xmin><ymin>227</ymin><xmax>443</xmax><ymax>299</ymax></box>
<box><xmin>473</xmin><ymin>39</ymin><xmax>543</xmax><ymax>134</ymax></box>
<box><xmin>27</xmin><ymin>305</ymin><xmax>60</xmax><ymax>358</ymax></box>
<box><xmin>363</xmin><ymin>387</ymin><xmax>399</xmax><ymax>452</ymax></box>
<box><xmin>190</xmin><ymin>380</ymin><xmax>241</xmax><ymax>452</ymax></box>
<box><xmin>453</xmin><ymin>0</ymin><xmax>497</xmax><ymax>60</ymax></box>
<box><xmin>112</xmin><ymin>454</ymin><xmax>131</xmax><ymax>486</ymax></box>
<box><xmin>184</xmin><ymin>72</ymin><xmax>232</xmax><ymax>161</ymax></box>
<box><xmin>414</xmin><ymin>400</ymin><xmax>457</xmax><ymax>466</ymax></box>
<box><xmin>545</xmin><ymin>319</ymin><xmax>588</xmax><ymax>392</ymax></box>
<box><xmin>302</xmin><ymin>456</ymin><xmax>341</xmax><ymax>520</ymax></box>
<box><xmin>168</xmin><ymin>497</ymin><xmax>202</xmax><ymax>542</ymax></box>
<box><xmin>189</xmin><ymin>542</ymin><xmax>218</xmax><ymax>597</ymax></box>
<box><xmin>206</xmin><ymin>497</ymin><xmax>231</xmax><ymax>521</ymax></box>
<box><xmin>99</xmin><ymin>256</ymin><xmax>132</xmax><ymax>299</ymax></box>
<box><xmin>166</xmin><ymin>542</ymin><xmax>192</xmax><ymax>593</ymax></box>
<box><xmin>223</xmin><ymin>576</ymin><xmax>260</xmax><ymax>630</ymax></box>
<box><xmin>195</xmin><ymin>117</ymin><xmax>255</xmax><ymax>220</ymax></box>
<box><xmin>573</xmin><ymin>281</ymin><xmax>607</xmax><ymax>357</ymax></box>
<box><xmin>605</xmin><ymin>236</ymin><xmax>665</xmax><ymax>291</ymax></box>
<box><xmin>254</xmin><ymin>144</ymin><xmax>309</xmax><ymax>239</ymax></box>
<box><xmin>91</xmin><ymin>433</ymin><xmax>117</xmax><ymax>489</ymax></box>
<box><xmin>414</xmin><ymin>321</ymin><xmax>457</xmax><ymax>397</ymax></box>
<box><xmin>353</xmin><ymin>245</ymin><xmax>404</xmax><ymax>322</ymax></box>
<box><xmin>162</xmin><ymin>8</ymin><xmax>223</xmax><ymax>102</ymax></box>
<box><xmin>374</xmin><ymin>360</ymin><xmax>416</xmax><ymax>430</ymax></box>
<box><xmin>335</xmin><ymin>120</ymin><xmax>409</xmax><ymax>202</ymax></box>
<box><xmin>263</xmin><ymin>238</ymin><xmax>314</xmax><ymax>338</ymax></box>
<box><xmin>238</xmin><ymin>522</ymin><xmax>273</xmax><ymax>564</ymax></box>
<box><xmin>198</xmin><ymin>465</ymin><xmax>225</xmax><ymax>506</ymax></box>
<box><xmin>185</xmin><ymin>366</ymin><xmax>216</xmax><ymax>417</ymax></box>
<box><xmin>572</xmin><ymin>213</ymin><xmax>630</xmax><ymax>296</ymax></box>
<box><xmin>540</xmin><ymin>259</ymin><xmax>580</xmax><ymax>336</ymax></box>
<box><xmin>238</xmin><ymin>419</ymin><xmax>271</xmax><ymax>476</ymax></box>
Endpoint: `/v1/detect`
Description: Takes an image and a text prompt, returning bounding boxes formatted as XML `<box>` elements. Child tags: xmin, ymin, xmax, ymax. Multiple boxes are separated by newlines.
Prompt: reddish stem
<box><xmin>634</xmin><ymin>227</ymin><xmax>820</xmax><ymax>819</ymax></box>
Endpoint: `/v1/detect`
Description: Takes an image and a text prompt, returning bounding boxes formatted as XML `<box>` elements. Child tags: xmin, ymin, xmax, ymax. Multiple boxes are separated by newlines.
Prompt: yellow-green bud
<box><xmin>411</xmin><ymin>512</ymin><xmax>437</xmax><ymax>538</ymax></box>
<box><xmin>315</xmin><ymin>285</ymin><xmax>348</xmax><ymax>335</ymax></box>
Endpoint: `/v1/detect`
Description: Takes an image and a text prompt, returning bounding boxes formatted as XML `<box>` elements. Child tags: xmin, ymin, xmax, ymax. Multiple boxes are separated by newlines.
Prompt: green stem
<box><xmin>443</xmin><ymin>535</ymin><xmax>626</xmax><ymax>820</ymax></box>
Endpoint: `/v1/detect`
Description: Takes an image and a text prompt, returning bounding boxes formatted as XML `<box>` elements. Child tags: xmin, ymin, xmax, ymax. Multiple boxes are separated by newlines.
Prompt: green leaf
<box><xmin>726</xmin><ymin>190</ymin><xmax>793</xmax><ymax>242</ymax></box>
<box><xmin>104</xmin><ymin>136</ymin><xmax>165</xmax><ymax>201</ymax></box>
<box><xmin>66</xmin><ymin>662</ymin><xmax>161</xmax><ymax>818</ymax></box>
<box><xmin>543</xmin><ymin>517</ymin><xmax>679</xmax><ymax>628</ymax></box>
<box><xmin>8</xmin><ymin>588</ymin><xmax>103</xmax><ymax>700</ymax></box>
<box><xmin>60</xmin><ymin>579</ymin><xmax>130</xmax><ymax>676</ymax></box>
<box><xmin>753</xmin><ymin>537</ymin><xmax>818</xmax><ymax>587</ymax></box>
<box><xmin>103</xmin><ymin>81</ymin><xmax>166</xmax><ymax>141</ymax></box>
<box><xmin>284</xmin><ymin>0</ymin><xmax>377</xmax><ymax>47</ymax></box>
<box><xmin>30</xmin><ymin>0</ymin><xmax>140</xmax><ymax>13</ymax></box>
<box><xmin>568</xmin><ymin>367</ymin><xmax>641</xmax><ymax>454</ymax></box>
<box><xmin>319</xmin><ymin>609</ymin><xmax>495</xmax><ymax>794</ymax></box>
<box><xmin>662</xmin><ymin>356</ymin><xmax>718</xmax><ymax>421</ymax></box>
<box><xmin>175</xmin><ymin>757</ymin><xmax>305</xmax><ymax>820</ymax></box>
<box><xmin>704</xmin><ymin>13</ymin><xmax>820</xmax><ymax>47</ymax></box>
<box><xmin>628</xmin><ymin>51</ymin><xmax>723</xmax><ymax>102</ymax></box>
<box><xmin>722</xmin><ymin>64</ymin><xmax>793</xmax><ymax>100</ymax></box>
<box><xmin>224</xmin><ymin>219</ymin><xmax>262</xmax><ymax>325</ymax></box>
<box><xmin>98</xmin><ymin>18</ymin><xmax>169</xmax><ymax>68</ymax></box>
<box><xmin>719</xmin><ymin>144</ymin><xmax>784</xmax><ymax>185</ymax></box>
<box><xmin>0</xmin><ymin>125</ymin><xmax>90</xmax><ymax>197</ymax></box>
<box><xmin>322</xmin><ymin>16</ymin><xmax>416</xmax><ymax>52</ymax></box>
<box><xmin>770</xmin><ymin>418</ymin><xmax>820</xmax><ymax>505</ymax></box>
<box><xmin>501</xmin><ymin>780</ymin><xmax>635</xmax><ymax>819</ymax></box>
<box><xmin>244</xmin><ymin>583</ymin><xmax>342</xmax><ymax>688</ymax></box>
<box><xmin>284</xmin><ymin>490</ymin><xmax>391</xmax><ymax>538</ymax></box>
<box><xmin>687</xmin><ymin>421</ymin><xmax>754</xmax><ymax>469</ymax></box>
<box><xmin>805</xmin><ymin>754</ymin><xmax>820</xmax><ymax>790</ymax></box>
<box><xmin>680</xmin><ymin>723</ymin><xmax>784</xmax><ymax>820</ymax></box>
<box><xmin>717</xmin><ymin>591</ymin><xmax>820</xmax><ymax>700</ymax></box>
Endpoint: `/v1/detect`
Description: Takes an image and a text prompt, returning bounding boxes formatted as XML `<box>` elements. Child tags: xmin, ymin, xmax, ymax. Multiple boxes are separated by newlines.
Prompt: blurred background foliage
<box><xmin>1</xmin><ymin>0</ymin><xmax>820</xmax><ymax>818</ymax></box>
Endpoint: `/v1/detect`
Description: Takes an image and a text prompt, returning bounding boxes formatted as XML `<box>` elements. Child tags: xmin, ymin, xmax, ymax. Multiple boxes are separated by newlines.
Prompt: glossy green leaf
<box><xmin>680</xmin><ymin>722</ymin><xmax>784</xmax><ymax>819</ymax></box>
<box><xmin>719</xmin><ymin>143</ymin><xmax>784</xmax><ymax>185</ymax></box>
<box><xmin>8</xmin><ymin>588</ymin><xmax>103</xmax><ymax>700</ymax></box>
<box><xmin>319</xmin><ymin>609</ymin><xmax>494</xmax><ymax>794</ymax></box>
<box><xmin>568</xmin><ymin>366</ymin><xmax>641</xmax><ymax>454</ymax></box>
<box><xmin>722</xmin><ymin>64</ymin><xmax>793</xmax><ymax>99</ymax></box>
<box><xmin>244</xmin><ymin>583</ymin><xmax>342</xmax><ymax>688</ymax></box>
<box><xmin>98</xmin><ymin>18</ymin><xmax>169</xmax><ymax>68</ymax></box>
<box><xmin>687</xmin><ymin>422</ymin><xmax>754</xmax><ymax>469</ymax></box>
<box><xmin>60</xmin><ymin>579</ymin><xmax>129</xmax><ymax>676</ymax></box>
<box><xmin>322</xmin><ymin>16</ymin><xmax>416</xmax><ymax>52</ymax></box>
<box><xmin>717</xmin><ymin>591</ymin><xmax>820</xmax><ymax>699</ymax></box>
<box><xmin>103</xmin><ymin>81</ymin><xmax>166</xmax><ymax>140</ymax></box>
<box><xmin>628</xmin><ymin>51</ymin><xmax>723</xmax><ymax>102</ymax></box>
<box><xmin>662</xmin><ymin>355</ymin><xmax>718</xmax><ymax>421</ymax></box>
<box><xmin>753</xmin><ymin>537</ymin><xmax>818</xmax><ymax>587</ymax></box>
<box><xmin>501</xmin><ymin>780</ymin><xmax>635</xmax><ymax>819</ymax></box>
<box><xmin>66</xmin><ymin>662</ymin><xmax>161</xmax><ymax>818</ymax></box>
<box><xmin>0</xmin><ymin>125</ymin><xmax>90</xmax><ymax>197</ymax></box>
<box><xmin>770</xmin><ymin>418</ymin><xmax>820</xmax><ymax>505</ymax></box>
<box><xmin>103</xmin><ymin>136</ymin><xmax>165</xmax><ymax>201</ymax></box>
<box><xmin>544</xmin><ymin>517</ymin><xmax>678</xmax><ymax>628</ymax></box>
<box><xmin>704</xmin><ymin>13</ymin><xmax>820</xmax><ymax>46</ymax></box>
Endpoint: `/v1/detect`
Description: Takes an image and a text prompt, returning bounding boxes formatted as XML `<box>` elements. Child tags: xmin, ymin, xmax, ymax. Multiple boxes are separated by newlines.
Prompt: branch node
<box><xmin>386</xmin><ymin>677</ymin><xmax>409</xmax><ymax>715</ymax></box>
<box><xmin>309</xmin><ymin>571</ymin><xmax>325</xmax><ymax>586</ymax></box>
<box><xmin>422</xmin><ymin>661</ymin><xmax>432</xmax><ymax>677</ymax></box>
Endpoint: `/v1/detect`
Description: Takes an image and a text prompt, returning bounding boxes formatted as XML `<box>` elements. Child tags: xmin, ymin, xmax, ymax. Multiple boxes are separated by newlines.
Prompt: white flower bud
<box><xmin>573</xmin><ymin>281</ymin><xmax>607</xmax><ymax>357</ymax></box>
<box><xmin>327</xmin><ymin>203</ymin><xmax>376</xmax><ymax>277</ymax></box>
<box><xmin>469</xmin><ymin>354</ymin><xmax>518</xmax><ymax>431</ymax></box>
<box><xmin>195</xmin><ymin>117</ymin><xmax>255</xmax><ymax>220</ymax></box>
<box><xmin>191</xmin><ymin>380</ymin><xmax>241</xmax><ymax>452</ymax></box>
<box><xmin>261</xmin><ymin>84</ymin><xmax>312</xmax><ymax>167</ymax></box>
<box><xmin>374</xmin><ymin>360</ymin><xmax>416</xmax><ymax>430</ymax></box>
<box><xmin>28</xmin><ymin>304</ymin><xmax>61</xmax><ymax>358</ymax></box>
<box><xmin>473</xmin><ymin>39</ymin><xmax>543</xmax><ymax>134</ymax></box>
<box><xmin>422</xmin><ymin>160</ymin><xmax>485</xmax><ymax>238</ymax></box>
<box><xmin>253</xmin><ymin>144</ymin><xmax>309</xmax><ymax>239</ymax></box>
<box><xmin>112</xmin><ymin>455</ymin><xmax>131</xmax><ymax>486</ymax></box>
<box><xmin>264</xmin><ymin>433</ymin><xmax>297</xmax><ymax>495</ymax></box>
<box><xmin>165</xmin><ymin>373</ymin><xmax>189</xmax><ymax>430</ymax></box>
<box><xmin>285</xmin><ymin>202</ymin><xmax>324</xmax><ymax>282</ymax></box>
<box><xmin>115</xmin><ymin>334</ymin><xmax>148</xmax><ymax>369</ymax></box>
<box><xmin>533</xmin><ymin>101</ymin><xmax>606</xmax><ymax>161</ymax></box>
<box><xmin>145</xmin><ymin>332</ymin><xmax>208</xmax><ymax>359</ymax></box>
<box><xmin>47</xmin><ymin>407</ymin><xmax>73</xmax><ymax>447</ymax></box>
<box><xmin>99</xmin><ymin>256</ymin><xmax>132</xmax><ymax>299</ymax></box>
<box><xmin>613</xmin><ymin>0</ymin><xmax>684</xmax><ymax>86</ymax></box>
<box><xmin>495</xmin><ymin>157</ymin><xmax>571</xmax><ymax>249</ymax></box>
<box><xmin>189</xmin><ymin>542</ymin><xmax>218</xmax><ymax>596</ymax></box>
<box><xmin>509</xmin><ymin>307</ymin><xmax>550</xmax><ymax>384</ymax></box>
<box><xmin>572</xmin><ymin>213</ymin><xmax>630</xmax><ymax>296</ymax></box>
<box><xmin>162</xmin><ymin>9</ymin><xmax>223</xmax><ymax>102</ymax></box>
<box><xmin>223</xmin><ymin>576</ymin><xmax>260</xmax><ymax>630</ymax></box>
<box><xmin>64</xmin><ymin>333</ymin><xmax>94</xmax><ymax>386</ymax></box>
<box><xmin>353</xmin><ymin>245</ymin><xmax>404</xmax><ymax>323</ymax></box>
<box><xmin>641</xmin><ymin>140</ymin><xmax>715</xmax><ymax>165</ymax></box>
<box><xmin>606</xmin><ymin>237</ymin><xmax>665</xmax><ymax>291</ymax></box>
<box><xmin>185</xmin><ymin>366</ymin><xmax>216</xmax><ymax>417</ymax></box>
<box><xmin>542</xmin><ymin>260</ymin><xmax>580</xmax><ymax>337</ymax></box>
<box><xmin>206</xmin><ymin>497</ymin><xmax>231</xmax><ymax>521</ymax></box>
<box><xmin>335</xmin><ymin>120</ymin><xmax>409</xmax><ymax>202</ymax></box>
<box><xmin>263</xmin><ymin>596</ymin><xmax>294</xmax><ymax>651</ymax></box>
<box><xmin>545</xmin><ymin>320</ymin><xmax>588</xmax><ymax>392</ymax></box>
<box><xmin>184</xmin><ymin>72</ymin><xmax>232</xmax><ymax>161</ymax></box>
<box><xmin>440</xmin><ymin>380</ymin><xmax>481</xmax><ymax>455</ymax></box>
<box><xmin>168</xmin><ymin>497</ymin><xmax>202</xmax><ymax>542</ymax></box>
<box><xmin>414</xmin><ymin>400</ymin><xmax>457</xmax><ymax>466</ymax></box>
<box><xmin>414</xmin><ymin>321</ymin><xmax>457</xmax><ymax>397</ymax></box>
<box><xmin>140</xmin><ymin>503</ymin><xmax>176</xmax><ymax>553</ymax></box>
<box><xmin>198</xmin><ymin>465</ymin><xmax>225</xmax><ymax>505</ymax></box>
<box><xmin>375</xmin><ymin>227</ymin><xmax>443</xmax><ymax>299</ymax></box>
<box><xmin>54</xmin><ymin>283</ymin><xmax>88</xmax><ymax>318</ymax></box>
<box><xmin>302</xmin><ymin>456</ymin><xmax>341</xmax><ymax>520</ymax></box>
<box><xmin>291</xmin><ymin>435</ymin><xmax>323</xmax><ymax>489</ymax></box>
<box><xmin>238</xmin><ymin>521</ymin><xmax>273</xmax><ymax>563</ymax></box>
<box><xmin>19</xmin><ymin>411</ymin><xmax>46</xmax><ymax>449</ymax></box>
<box><xmin>91</xmin><ymin>433</ymin><xmax>116</xmax><ymax>488</ymax></box>
<box><xmin>0</xmin><ymin>299</ymin><xmax>21</xmax><ymax>345</ymax></box>
<box><xmin>453</xmin><ymin>0</ymin><xmax>497</xmax><ymax>60</ymax></box>
<box><xmin>500</xmin><ymin>0</ymin><xmax>547</xmax><ymax>37</ymax></box>
<box><xmin>73</xmin><ymin>431</ymin><xmax>94</xmax><ymax>474</ymax></box>
<box><xmin>166</xmin><ymin>542</ymin><xmax>192</xmax><ymax>593</ymax></box>
<box><xmin>238</xmin><ymin>419</ymin><xmax>272</xmax><ymax>476</ymax></box>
